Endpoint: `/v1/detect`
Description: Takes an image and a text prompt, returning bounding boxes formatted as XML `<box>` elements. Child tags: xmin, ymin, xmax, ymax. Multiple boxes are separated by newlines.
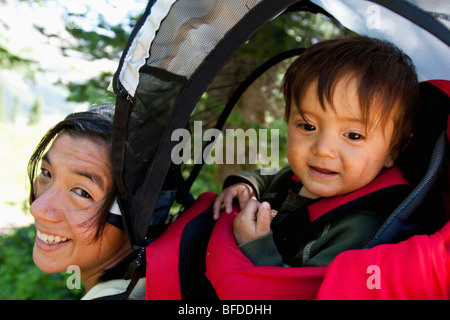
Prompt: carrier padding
<box><xmin>316</xmin><ymin>220</ymin><xmax>450</xmax><ymax>299</ymax></box>
<box><xmin>146</xmin><ymin>192</ymin><xmax>217</xmax><ymax>300</ymax></box>
<box><xmin>205</xmin><ymin>166</ymin><xmax>409</xmax><ymax>300</ymax></box>
<box><xmin>205</xmin><ymin>208</ymin><xmax>326</xmax><ymax>300</ymax></box>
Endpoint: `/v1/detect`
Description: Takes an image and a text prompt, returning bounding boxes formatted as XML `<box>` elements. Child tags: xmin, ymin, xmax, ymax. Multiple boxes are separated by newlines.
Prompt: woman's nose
<box><xmin>30</xmin><ymin>186</ymin><xmax>64</xmax><ymax>223</ymax></box>
<box><xmin>311</xmin><ymin>132</ymin><xmax>338</xmax><ymax>159</ymax></box>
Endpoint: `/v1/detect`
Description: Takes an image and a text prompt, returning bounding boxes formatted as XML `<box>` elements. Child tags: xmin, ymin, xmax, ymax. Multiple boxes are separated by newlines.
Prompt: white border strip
<box><xmin>311</xmin><ymin>0</ymin><xmax>450</xmax><ymax>81</ymax></box>
<box><xmin>119</xmin><ymin>0</ymin><xmax>178</xmax><ymax>97</ymax></box>
<box><xmin>109</xmin><ymin>198</ymin><xmax>122</xmax><ymax>216</ymax></box>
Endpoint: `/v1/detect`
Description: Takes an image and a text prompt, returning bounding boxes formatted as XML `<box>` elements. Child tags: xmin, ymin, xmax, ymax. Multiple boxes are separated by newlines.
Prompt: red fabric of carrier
<box><xmin>146</xmin><ymin>192</ymin><xmax>216</xmax><ymax>300</ymax></box>
<box><xmin>316</xmin><ymin>221</ymin><xmax>450</xmax><ymax>299</ymax></box>
<box><xmin>205</xmin><ymin>209</ymin><xmax>326</xmax><ymax>300</ymax></box>
<box><xmin>205</xmin><ymin>166</ymin><xmax>409</xmax><ymax>300</ymax></box>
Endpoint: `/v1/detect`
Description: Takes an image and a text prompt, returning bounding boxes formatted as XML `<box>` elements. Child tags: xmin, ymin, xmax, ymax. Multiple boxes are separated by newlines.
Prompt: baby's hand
<box><xmin>212</xmin><ymin>183</ymin><xmax>256</xmax><ymax>220</ymax></box>
<box><xmin>233</xmin><ymin>200</ymin><xmax>274</xmax><ymax>245</ymax></box>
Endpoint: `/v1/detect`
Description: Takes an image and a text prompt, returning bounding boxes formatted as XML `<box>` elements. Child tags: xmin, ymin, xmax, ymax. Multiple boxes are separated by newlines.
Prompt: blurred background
<box><xmin>0</xmin><ymin>0</ymin><xmax>350</xmax><ymax>299</ymax></box>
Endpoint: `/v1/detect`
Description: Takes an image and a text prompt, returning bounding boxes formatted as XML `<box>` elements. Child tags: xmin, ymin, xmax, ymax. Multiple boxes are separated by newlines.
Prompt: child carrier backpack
<box><xmin>109</xmin><ymin>0</ymin><xmax>450</xmax><ymax>299</ymax></box>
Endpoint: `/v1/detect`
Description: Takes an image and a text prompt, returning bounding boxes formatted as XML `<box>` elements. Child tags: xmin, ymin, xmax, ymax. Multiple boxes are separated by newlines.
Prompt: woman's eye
<box><xmin>345</xmin><ymin>132</ymin><xmax>365</xmax><ymax>141</ymax></box>
<box><xmin>41</xmin><ymin>168</ymin><xmax>51</xmax><ymax>178</ymax></box>
<box><xmin>72</xmin><ymin>188</ymin><xmax>92</xmax><ymax>199</ymax></box>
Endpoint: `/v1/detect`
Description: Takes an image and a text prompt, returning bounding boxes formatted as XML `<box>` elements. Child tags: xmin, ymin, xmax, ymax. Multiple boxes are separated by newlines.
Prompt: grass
<box><xmin>0</xmin><ymin>225</ymin><xmax>84</xmax><ymax>300</ymax></box>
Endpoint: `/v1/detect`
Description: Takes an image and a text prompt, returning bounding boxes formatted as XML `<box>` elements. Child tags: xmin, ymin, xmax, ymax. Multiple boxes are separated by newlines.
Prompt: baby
<box><xmin>213</xmin><ymin>36</ymin><xmax>418</xmax><ymax>267</ymax></box>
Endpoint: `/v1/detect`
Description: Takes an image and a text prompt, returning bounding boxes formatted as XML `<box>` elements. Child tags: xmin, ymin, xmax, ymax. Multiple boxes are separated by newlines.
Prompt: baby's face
<box><xmin>286</xmin><ymin>77</ymin><xmax>395</xmax><ymax>199</ymax></box>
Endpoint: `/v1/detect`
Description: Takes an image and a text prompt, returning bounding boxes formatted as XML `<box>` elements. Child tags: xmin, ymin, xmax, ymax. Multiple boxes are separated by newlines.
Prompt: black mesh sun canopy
<box><xmin>111</xmin><ymin>0</ymin><xmax>450</xmax><ymax>247</ymax></box>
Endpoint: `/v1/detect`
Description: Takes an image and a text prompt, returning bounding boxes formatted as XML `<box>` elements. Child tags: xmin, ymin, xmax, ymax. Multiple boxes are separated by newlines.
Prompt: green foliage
<box><xmin>28</xmin><ymin>96</ymin><xmax>42</xmax><ymax>125</ymax></box>
<box><xmin>54</xmin><ymin>8</ymin><xmax>141</xmax><ymax>104</ymax></box>
<box><xmin>0</xmin><ymin>83</ymin><xmax>4</xmax><ymax>122</ymax></box>
<box><xmin>0</xmin><ymin>45</ymin><xmax>38</xmax><ymax>79</ymax></box>
<box><xmin>0</xmin><ymin>225</ymin><xmax>84</xmax><ymax>300</ymax></box>
<box><xmin>64</xmin><ymin>14</ymin><xmax>136</xmax><ymax>61</ymax></box>
<box><xmin>66</xmin><ymin>71</ymin><xmax>116</xmax><ymax>105</ymax></box>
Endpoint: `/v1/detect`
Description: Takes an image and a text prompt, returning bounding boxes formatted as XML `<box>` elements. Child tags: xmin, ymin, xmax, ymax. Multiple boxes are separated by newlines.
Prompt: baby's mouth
<box><xmin>310</xmin><ymin>166</ymin><xmax>338</xmax><ymax>176</ymax></box>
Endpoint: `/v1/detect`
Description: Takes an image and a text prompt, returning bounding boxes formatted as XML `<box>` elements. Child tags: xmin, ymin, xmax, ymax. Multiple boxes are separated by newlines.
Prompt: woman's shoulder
<box><xmin>81</xmin><ymin>278</ymin><xmax>146</xmax><ymax>300</ymax></box>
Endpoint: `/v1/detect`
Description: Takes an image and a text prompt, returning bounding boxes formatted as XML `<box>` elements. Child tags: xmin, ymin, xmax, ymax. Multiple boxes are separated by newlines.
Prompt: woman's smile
<box><xmin>36</xmin><ymin>229</ymin><xmax>70</xmax><ymax>245</ymax></box>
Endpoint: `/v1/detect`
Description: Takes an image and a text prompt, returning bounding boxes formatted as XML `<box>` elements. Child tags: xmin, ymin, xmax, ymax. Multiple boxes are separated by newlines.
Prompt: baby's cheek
<box><xmin>357</xmin><ymin>157</ymin><xmax>370</xmax><ymax>180</ymax></box>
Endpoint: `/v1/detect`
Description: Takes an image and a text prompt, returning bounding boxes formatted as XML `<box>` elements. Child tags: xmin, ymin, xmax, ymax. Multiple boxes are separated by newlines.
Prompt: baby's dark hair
<box><xmin>282</xmin><ymin>36</ymin><xmax>419</xmax><ymax>160</ymax></box>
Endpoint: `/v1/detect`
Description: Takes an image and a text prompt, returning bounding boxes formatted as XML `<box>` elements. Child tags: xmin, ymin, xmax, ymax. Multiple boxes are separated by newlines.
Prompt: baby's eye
<box><xmin>72</xmin><ymin>188</ymin><xmax>92</xmax><ymax>199</ymax></box>
<box><xmin>300</xmin><ymin>123</ymin><xmax>316</xmax><ymax>131</ymax></box>
<box><xmin>345</xmin><ymin>132</ymin><xmax>365</xmax><ymax>141</ymax></box>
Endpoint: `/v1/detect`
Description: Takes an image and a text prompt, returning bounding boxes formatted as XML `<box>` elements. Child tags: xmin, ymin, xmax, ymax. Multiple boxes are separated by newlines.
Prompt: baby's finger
<box><xmin>222</xmin><ymin>190</ymin><xmax>236</xmax><ymax>214</ymax></box>
<box><xmin>239</xmin><ymin>198</ymin><xmax>260</xmax><ymax>221</ymax></box>
<box><xmin>237</xmin><ymin>194</ymin><xmax>251</xmax><ymax>212</ymax></box>
<box><xmin>212</xmin><ymin>193</ymin><xmax>225</xmax><ymax>220</ymax></box>
<box><xmin>233</xmin><ymin>199</ymin><xmax>261</xmax><ymax>245</ymax></box>
<box><xmin>213</xmin><ymin>192</ymin><xmax>226</xmax><ymax>220</ymax></box>
<box><xmin>255</xmin><ymin>202</ymin><xmax>272</xmax><ymax>235</ymax></box>
<box><xmin>237</xmin><ymin>186</ymin><xmax>256</xmax><ymax>209</ymax></box>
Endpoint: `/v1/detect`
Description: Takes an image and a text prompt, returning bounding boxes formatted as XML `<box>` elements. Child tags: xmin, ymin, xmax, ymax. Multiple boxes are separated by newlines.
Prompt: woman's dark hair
<box><xmin>27</xmin><ymin>104</ymin><xmax>117</xmax><ymax>240</ymax></box>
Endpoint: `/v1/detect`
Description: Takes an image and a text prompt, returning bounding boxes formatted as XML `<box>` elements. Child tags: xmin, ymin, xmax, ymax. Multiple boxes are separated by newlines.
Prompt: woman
<box><xmin>27</xmin><ymin>105</ymin><xmax>145</xmax><ymax>299</ymax></box>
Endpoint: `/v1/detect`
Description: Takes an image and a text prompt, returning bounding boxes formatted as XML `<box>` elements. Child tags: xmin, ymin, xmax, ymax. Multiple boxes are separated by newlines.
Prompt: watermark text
<box><xmin>171</xmin><ymin>121</ymin><xmax>279</xmax><ymax>175</ymax></box>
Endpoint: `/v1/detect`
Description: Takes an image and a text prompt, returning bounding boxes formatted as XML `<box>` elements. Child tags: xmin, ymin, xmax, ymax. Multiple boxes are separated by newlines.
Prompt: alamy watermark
<box><xmin>171</xmin><ymin>121</ymin><xmax>280</xmax><ymax>175</ymax></box>
<box><xmin>366</xmin><ymin>265</ymin><xmax>381</xmax><ymax>290</ymax></box>
<box><xmin>366</xmin><ymin>4</ymin><xmax>381</xmax><ymax>30</ymax></box>
<box><xmin>66</xmin><ymin>265</ymin><xmax>81</xmax><ymax>290</ymax></box>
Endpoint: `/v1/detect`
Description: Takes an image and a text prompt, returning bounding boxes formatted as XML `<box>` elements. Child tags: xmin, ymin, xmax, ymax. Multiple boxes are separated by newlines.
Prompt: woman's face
<box><xmin>31</xmin><ymin>132</ymin><xmax>131</xmax><ymax>286</ymax></box>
